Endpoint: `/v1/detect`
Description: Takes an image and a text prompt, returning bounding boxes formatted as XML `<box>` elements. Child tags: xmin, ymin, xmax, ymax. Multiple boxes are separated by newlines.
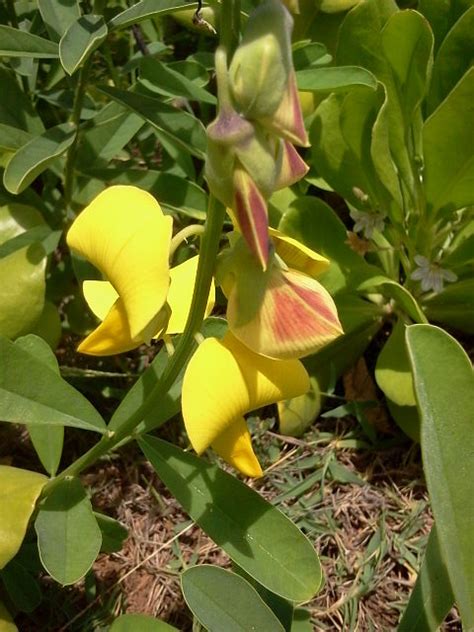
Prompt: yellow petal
<box><xmin>82</xmin><ymin>280</ymin><xmax>118</xmax><ymax>321</ymax></box>
<box><xmin>227</xmin><ymin>266</ymin><xmax>343</xmax><ymax>359</ymax></box>
<box><xmin>211</xmin><ymin>417</ymin><xmax>263</xmax><ymax>478</ymax></box>
<box><xmin>167</xmin><ymin>256</ymin><xmax>215</xmax><ymax>335</ymax></box>
<box><xmin>182</xmin><ymin>333</ymin><xmax>309</xmax><ymax>455</ymax></box>
<box><xmin>269</xmin><ymin>228</ymin><xmax>329</xmax><ymax>278</ymax></box>
<box><xmin>67</xmin><ymin>186</ymin><xmax>172</xmax><ymax>342</ymax></box>
<box><xmin>78</xmin><ymin>298</ymin><xmax>169</xmax><ymax>356</ymax></box>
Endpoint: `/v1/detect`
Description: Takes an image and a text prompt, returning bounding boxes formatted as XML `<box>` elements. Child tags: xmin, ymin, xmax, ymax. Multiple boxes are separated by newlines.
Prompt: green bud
<box><xmin>234</xmin><ymin>124</ymin><xmax>281</xmax><ymax>198</ymax></box>
<box><xmin>229</xmin><ymin>0</ymin><xmax>293</xmax><ymax>119</ymax></box>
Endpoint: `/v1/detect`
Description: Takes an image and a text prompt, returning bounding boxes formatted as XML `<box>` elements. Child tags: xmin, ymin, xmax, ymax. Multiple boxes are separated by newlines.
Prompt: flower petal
<box><xmin>78</xmin><ymin>298</ymin><xmax>169</xmax><ymax>356</ymax></box>
<box><xmin>269</xmin><ymin>228</ymin><xmax>329</xmax><ymax>278</ymax></box>
<box><xmin>67</xmin><ymin>186</ymin><xmax>172</xmax><ymax>342</ymax></box>
<box><xmin>182</xmin><ymin>333</ymin><xmax>309</xmax><ymax>455</ymax></box>
<box><xmin>82</xmin><ymin>280</ymin><xmax>118</xmax><ymax>321</ymax></box>
<box><xmin>167</xmin><ymin>256</ymin><xmax>215</xmax><ymax>335</ymax></box>
<box><xmin>211</xmin><ymin>417</ymin><xmax>263</xmax><ymax>478</ymax></box>
<box><xmin>261</xmin><ymin>72</ymin><xmax>309</xmax><ymax>147</ymax></box>
<box><xmin>274</xmin><ymin>141</ymin><xmax>309</xmax><ymax>190</ymax></box>
<box><xmin>233</xmin><ymin>166</ymin><xmax>270</xmax><ymax>270</ymax></box>
<box><xmin>227</xmin><ymin>266</ymin><xmax>343</xmax><ymax>359</ymax></box>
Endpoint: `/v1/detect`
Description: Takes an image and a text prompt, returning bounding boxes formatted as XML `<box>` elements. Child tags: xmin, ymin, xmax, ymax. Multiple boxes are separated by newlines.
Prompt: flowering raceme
<box><xmin>67</xmin><ymin>185</ymin><xmax>214</xmax><ymax>355</ymax></box>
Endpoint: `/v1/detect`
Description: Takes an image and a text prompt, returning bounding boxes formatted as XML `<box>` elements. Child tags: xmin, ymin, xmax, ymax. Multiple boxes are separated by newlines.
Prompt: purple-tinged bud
<box><xmin>229</xmin><ymin>0</ymin><xmax>293</xmax><ymax>119</ymax></box>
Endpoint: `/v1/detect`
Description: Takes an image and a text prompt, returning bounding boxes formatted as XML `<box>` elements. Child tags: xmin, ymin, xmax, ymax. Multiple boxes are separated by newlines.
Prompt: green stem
<box><xmin>63</xmin><ymin>61</ymin><xmax>91</xmax><ymax>215</ymax></box>
<box><xmin>41</xmin><ymin>196</ymin><xmax>226</xmax><ymax>497</ymax></box>
<box><xmin>169</xmin><ymin>224</ymin><xmax>206</xmax><ymax>259</ymax></box>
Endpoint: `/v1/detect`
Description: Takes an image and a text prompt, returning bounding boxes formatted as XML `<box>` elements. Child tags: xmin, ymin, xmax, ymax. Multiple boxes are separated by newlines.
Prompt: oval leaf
<box><xmin>0</xmin><ymin>466</ymin><xmax>47</xmax><ymax>569</ymax></box>
<box><xmin>406</xmin><ymin>324</ymin><xmax>474</xmax><ymax>629</ymax></box>
<box><xmin>35</xmin><ymin>478</ymin><xmax>102</xmax><ymax>585</ymax></box>
<box><xmin>296</xmin><ymin>66</ymin><xmax>377</xmax><ymax>92</ymax></box>
<box><xmin>0</xmin><ymin>25</ymin><xmax>59</xmax><ymax>58</ymax></box>
<box><xmin>138</xmin><ymin>437</ymin><xmax>322</xmax><ymax>602</ymax></box>
<box><xmin>97</xmin><ymin>86</ymin><xmax>206</xmax><ymax>158</ymax></box>
<box><xmin>3</xmin><ymin>123</ymin><xmax>75</xmax><ymax>195</ymax></box>
<box><xmin>0</xmin><ymin>336</ymin><xmax>106</xmax><ymax>433</ymax></box>
<box><xmin>375</xmin><ymin>319</ymin><xmax>416</xmax><ymax>407</ymax></box>
<box><xmin>38</xmin><ymin>0</ymin><xmax>81</xmax><ymax>42</ymax></box>
<box><xmin>59</xmin><ymin>15</ymin><xmax>108</xmax><ymax>76</ymax></box>
<box><xmin>16</xmin><ymin>335</ymin><xmax>64</xmax><ymax>476</ymax></box>
<box><xmin>398</xmin><ymin>526</ymin><xmax>454</xmax><ymax>631</ymax></box>
<box><xmin>109</xmin><ymin>0</ymin><xmax>201</xmax><ymax>30</ymax></box>
<box><xmin>182</xmin><ymin>566</ymin><xmax>285</xmax><ymax>632</ymax></box>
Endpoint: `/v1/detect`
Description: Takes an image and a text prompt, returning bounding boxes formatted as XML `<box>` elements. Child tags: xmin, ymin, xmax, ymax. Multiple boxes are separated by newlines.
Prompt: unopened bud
<box><xmin>234</xmin><ymin>125</ymin><xmax>281</xmax><ymax>198</ymax></box>
<box><xmin>229</xmin><ymin>0</ymin><xmax>293</xmax><ymax>119</ymax></box>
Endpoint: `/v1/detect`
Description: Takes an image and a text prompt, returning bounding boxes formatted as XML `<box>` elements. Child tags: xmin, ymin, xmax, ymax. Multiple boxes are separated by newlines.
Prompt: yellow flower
<box><xmin>67</xmin><ymin>185</ymin><xmax>214</xmax><ymax>355</ymax></box>
<box><xmin>182</xmin><ymin>332</ymin><xmax>310</xmax><ymax>477</ymax></box>
<box><xmin>218</xmin><ymin>228</ymin><xmax>343</xmax><ymax>360</ymax></box>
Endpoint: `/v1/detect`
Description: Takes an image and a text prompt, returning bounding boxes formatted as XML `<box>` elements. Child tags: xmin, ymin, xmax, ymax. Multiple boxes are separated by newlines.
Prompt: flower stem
<box><xmin>41</xmin><ymin>196</ymin><xmax>226</xmax><ymax>497</ymax></box>
<box><xmin>169</xmin><ymin>224</ymin><xmax>206</xmax><ymax>260</ymax></box>
<box><xmin>63</xmin><ymin>61</ymin><xmax>91</xmax><ymax>216</ymax></box>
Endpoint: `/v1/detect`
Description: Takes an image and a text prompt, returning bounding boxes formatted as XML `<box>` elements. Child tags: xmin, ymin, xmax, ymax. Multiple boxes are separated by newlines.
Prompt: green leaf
<box><xmin>109</xmin><ymin>0</ymin><xmax>201</xmax><ymax>30</ymax></box>
<box><xmin>0</xmin><ymin>68</ymin><xmax>43</xmax><ymax>135</ymax></box>
<box><xmin>427</xmin><ymin>7</ymin><xmax>474</xmax><ymax>114</ymax></box>
<box><xmin>139</xmin><ymin>437</ymin><xmax>322</xmax><ymax>602</ymax></box>
<box><xmin>406</xmin><ymin>324</ymin><xmax>474</xmax><ymax>628</ymax></box>
<box><xmin>3</xmin><ymin>123</ymin><xmax>75</xmax><ymax>195</ymax></box>
<box><xmin>423</xmin><ymin>67</ymin><xmax>474</xmax><ymax>217</ymax></box>
<box><xmin>181</xmin><ymin>566</ymin><xmax>285</xmax><ymax>632</ymax></box>
<box><xmin>109</xmin><ymin>614</ymin><xmax>178</xmax><ymax>631</ymax></box>
<box><xmin>0</xmin><ymin>466</ymin><xmax>47</xmax><ymax>569</ymax></box>
<box><xmin>0</xmin><ymin>204</ymin><xmax>47</xmax><ymax>339</ymax></box>
<box><xmin>35</xmin><ymin>479</ymin><xmax>102</xmax><ymax>585</ymax></box>
<box><xmin>398</xmin><ymin>525</ymin><xmax>454</xmax><ymax>631</ymax></box>
<box><xmin>0</xmin><ymin>560</ymin><xmax>41</xmax><ymax>613</ymax></box>
<box><xmin>94</xmin><ymin>513</ymin><xmax>128</xmax><ymax>554</ymax></box>
<box><xmin>38</xmin><ymin>0</ymin><xmax>81</xmax><ymax>42</ymax></box>
<box><xmin>418</xmin><ymin>0</ymin><xmax>473</xmax><ymax>53</ymax></box>
<box><xmin>381</xmin><ymin>10</ymin><xmax>433</xmax><ymax>124</ymax></box>
<box><xmin>0</xmin><ymin>25</ymin><xmax>59</xmax><ymax>58</ymax></box>
<box><xmin>296</xmin><ymin>66</ymin><xmax>377</xmax><ymax>92</ymax></box>
<box><xmin>0</xmin><ymin>336</ymin><xmax>106</xmax><ymax>433</ymax></box>
<box><xmin>0</xmin><ymin>125</ymin><xmax>33</xmax><ymax>152</ymax></box>
<box><xmin>140</xmin><ymin>58</ymin><xmax>216</xmax><ymax>104</ymax></box>
<box><xmin>386</xmin><ymin>399</ymin><xmax>420</xmax><ymax>442</ymax></box>
<box><xmin>76</xmin><ymin>102</ymin><xmax>144</xmax><ymax>169</ymax></box>
<box><xmin>97</xmin><ymin>86</ymin><xmax>206</xmax><ymax>159</ymax></box>
<box><xmin>59</xmin><ymin>15</ymin><xmax>107</xmax><ymax>76</ymax></box>
<box><xmin>375</xmin><ymin>319</ymin><xmax>416</xmax><ymax>407</ymax></box>
<box><xmin>423</xmin><ymin>278</ymin><xmax>474</xmax><ymax>334</ymax></box>
<box><xmin>15</xmin><ymin>335</ymin><xmax>64</xmax><ymax>476</ymax></box>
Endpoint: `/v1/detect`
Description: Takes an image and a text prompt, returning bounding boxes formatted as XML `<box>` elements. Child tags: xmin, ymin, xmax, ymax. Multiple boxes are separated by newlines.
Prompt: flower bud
<box><xmin>229</xmin><ymin>0</ymin><xmax>293</xmax><ymax>119</ymax></box>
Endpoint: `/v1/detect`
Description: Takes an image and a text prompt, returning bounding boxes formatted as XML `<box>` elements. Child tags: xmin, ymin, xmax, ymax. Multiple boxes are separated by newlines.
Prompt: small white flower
<box><xmin>411</xmin><ymin>255</ymin><xmax>457</xmax><ymax>294</ymax></box>
<box><xmin>350</xmin><ymin>208</ymin><xmax>385</xmax><ymax>239</ymax></box>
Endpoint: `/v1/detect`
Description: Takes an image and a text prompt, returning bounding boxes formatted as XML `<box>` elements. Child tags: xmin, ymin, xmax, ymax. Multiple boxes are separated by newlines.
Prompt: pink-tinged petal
<box><xmin>275</xmin><ymin>141</ymin><xmax>309</xmax><ymax>190</ymax></box>
<box><xmin>227</xmin><ymin>266</ymin><xmax>343</xmax><ymax>359</ymax></box>
<box><xmin>269</xmin><ymin>228</ymin><xmax>329</xmax><ymax>278</ymax></box>
<box><xmin>261</xmin><ymin>72</ymin><xmax>309</xmax><ymax>147</ymax></box>
<box><xmin>212</xmin><ymin>418</ymin><xmax>263</xmax><ymax>478</ymax></box>
<box><xmin>182</xmin><ymin>333</ymin><xmax>309</xmax><ymax>458</ymax></box>
<box><xmin>78</xmin><ymin>298</ymin><xmax>169</xmax><ymax>356</ymax></box>
<box><xmin>233</xmin><ymin>165</ymin><xmax>270</xmax><ymax>270</ymax></box>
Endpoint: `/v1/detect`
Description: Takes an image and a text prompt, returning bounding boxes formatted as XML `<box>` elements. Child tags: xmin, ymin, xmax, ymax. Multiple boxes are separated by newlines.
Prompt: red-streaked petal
<box><xmin>261</xmin><ymin>71</ymin><xmax>309</xmax><ymax>147</ymax></box>
<box><xmin>275</xmin><ymin>141</ymin><xmax>309</xmax><ymax>189</ymax></box>
<box><xmin>233</xmin><ymin>166</ymin><xmax>270</xmax><ymax>270</ymax></box>
<box><xmin>227</xmin><ymin>266</ymin><xmax>343</xmax><ymax>359</ymax></box>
